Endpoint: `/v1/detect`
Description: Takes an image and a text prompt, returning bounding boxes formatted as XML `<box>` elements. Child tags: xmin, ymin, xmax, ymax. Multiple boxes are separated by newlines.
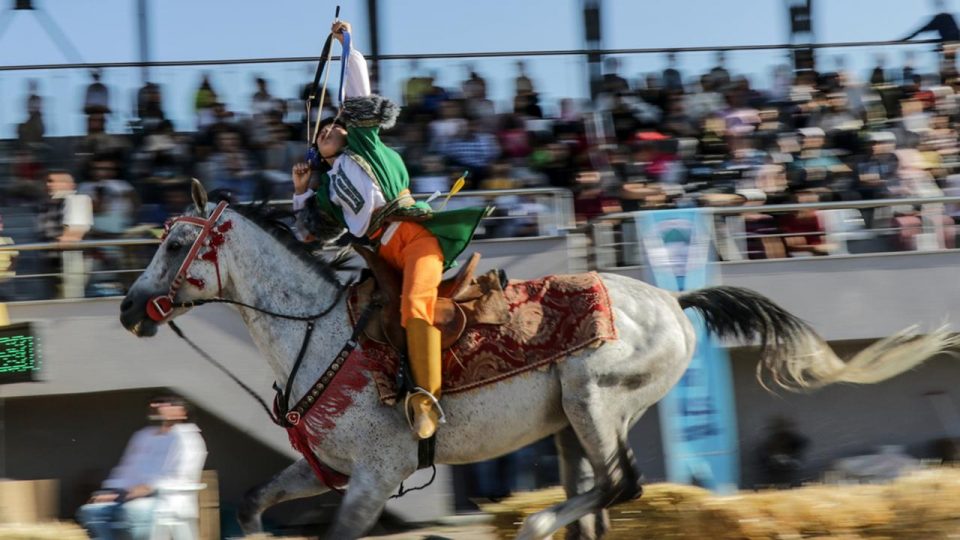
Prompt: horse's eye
<box><xmin>167</xmin><ymin>240</ymin><xmax>183</xmax><ymax>253</ymax></box>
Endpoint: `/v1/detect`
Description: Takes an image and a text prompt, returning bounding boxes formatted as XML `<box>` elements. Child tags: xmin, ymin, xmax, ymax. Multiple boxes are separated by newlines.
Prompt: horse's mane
<box><xmin>227</xmin><ymin>202</ymin><xmax>350</xmax><ymax>288</ymax></box>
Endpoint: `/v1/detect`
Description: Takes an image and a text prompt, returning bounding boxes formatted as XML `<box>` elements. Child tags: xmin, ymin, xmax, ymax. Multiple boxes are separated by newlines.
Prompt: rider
<box><xmin>292</xmin><ymin>21</ymin><xmax>488</xmax><ymax>440</ymax></box>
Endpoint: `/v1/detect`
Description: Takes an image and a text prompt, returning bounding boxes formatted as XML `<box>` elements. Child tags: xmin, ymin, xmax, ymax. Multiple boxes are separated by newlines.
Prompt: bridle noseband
<box><xmin>147</xmin><ymin>200</ymin><xmax>230</xmax><ymax>323</ymax></box>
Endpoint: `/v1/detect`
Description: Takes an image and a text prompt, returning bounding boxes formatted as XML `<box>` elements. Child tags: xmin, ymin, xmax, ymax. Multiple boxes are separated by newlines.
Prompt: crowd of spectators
<box><xmin>6</xmin><ymin>41</ymin><xmax>960</xmax><ymax>289</ymax></box>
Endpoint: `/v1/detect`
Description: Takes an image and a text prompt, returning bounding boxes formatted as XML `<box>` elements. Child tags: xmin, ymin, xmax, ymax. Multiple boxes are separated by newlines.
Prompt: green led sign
<box><xmin>0</xmin><ymin>322</ymin><xmax>39</xmax><ymax>383</ymax></box>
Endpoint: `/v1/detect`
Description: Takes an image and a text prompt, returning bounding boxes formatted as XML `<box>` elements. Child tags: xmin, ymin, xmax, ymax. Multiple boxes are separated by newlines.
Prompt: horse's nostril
<box><xmin>120</xmin><ymin>297</ymin><xmax>133</xmax><ymax>313</ymax></box>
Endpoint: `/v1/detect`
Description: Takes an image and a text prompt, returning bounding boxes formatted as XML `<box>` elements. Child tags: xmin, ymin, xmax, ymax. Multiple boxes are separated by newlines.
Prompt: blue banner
<box><xmin>634</xmin><ymin>209</ymin><xmax>739</xmax><ymax>492</ymax></box>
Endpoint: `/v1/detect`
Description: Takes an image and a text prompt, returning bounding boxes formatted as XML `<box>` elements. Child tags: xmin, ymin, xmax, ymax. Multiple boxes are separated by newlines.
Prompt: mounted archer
<box><xmin>291</xmin><ymin>21</ymin><xmax>488</xmax><ymax>440</ymax></box>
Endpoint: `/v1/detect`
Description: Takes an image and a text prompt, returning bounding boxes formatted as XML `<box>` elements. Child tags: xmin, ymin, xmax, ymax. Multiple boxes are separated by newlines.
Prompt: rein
<box><xmin>165</xmin><ymin>288</ymin><xmax>347</xmax><ymax>427</ymax></box>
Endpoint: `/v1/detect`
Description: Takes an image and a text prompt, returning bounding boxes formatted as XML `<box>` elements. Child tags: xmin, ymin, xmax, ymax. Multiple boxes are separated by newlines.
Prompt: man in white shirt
<box><xmin>39</xmin><ymin>171</ymin><xmax>93</xmax><ymax>298</ymax></box>
<box><xmin>77</xmin><ymin>395</ymin><xmax>207</xmax><ymax>540</ymax></box>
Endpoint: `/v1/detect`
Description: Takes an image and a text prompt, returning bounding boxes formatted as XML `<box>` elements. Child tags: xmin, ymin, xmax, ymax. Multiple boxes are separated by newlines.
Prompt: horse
<box><xmin>119</xmin><ymin>182</ymin><xmax>959</xmax><ymax>540</ymax></box>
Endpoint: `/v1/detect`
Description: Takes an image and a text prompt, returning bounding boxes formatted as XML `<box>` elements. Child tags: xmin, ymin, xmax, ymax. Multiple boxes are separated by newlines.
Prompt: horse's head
<box><xmin>120</xmin><ymin>180</ymin><xmax>233</xmax><ymax>337</ymax></box>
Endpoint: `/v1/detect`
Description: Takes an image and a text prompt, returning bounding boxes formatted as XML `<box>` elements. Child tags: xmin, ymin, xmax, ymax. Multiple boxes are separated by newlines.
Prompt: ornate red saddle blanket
<box><xmin>348</xmin><ymin>271</ymin><xmax>619</xmax><ymax>405</ymax></box>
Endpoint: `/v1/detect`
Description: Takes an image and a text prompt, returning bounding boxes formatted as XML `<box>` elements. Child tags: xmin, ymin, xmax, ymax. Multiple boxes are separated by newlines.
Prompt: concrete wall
<box><xmin>608</xmin><ymin>249</ymin><xmax>960</xmax><ymax>342</ymax></box>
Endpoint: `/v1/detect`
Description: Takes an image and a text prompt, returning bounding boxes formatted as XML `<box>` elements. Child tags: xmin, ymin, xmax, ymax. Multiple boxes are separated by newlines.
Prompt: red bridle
<box><xmin>146</xmin><ymin>201</ymin><xmax>232</xmax><ymax>322</ymax></box>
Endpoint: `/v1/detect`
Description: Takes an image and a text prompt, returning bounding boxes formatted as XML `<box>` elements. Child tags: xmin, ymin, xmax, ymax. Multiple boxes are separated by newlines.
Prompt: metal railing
<box><xmin>0</xmin><ymin>187</ymin><xmax>574</xmax><ymax>301</ymax></box>
<box><xmin>592</xmin><ymin>196</ymin><xmax>960</xmax><ymax>270</ymax></box>
<box><xmin>0</xmin><ymin>39</ymin><xmax>937</xmax><ymax>72</ymax></box>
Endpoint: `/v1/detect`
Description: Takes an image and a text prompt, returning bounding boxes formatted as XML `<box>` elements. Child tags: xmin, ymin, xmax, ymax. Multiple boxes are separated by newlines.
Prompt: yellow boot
<box><xmin>404</xmin><ymin>318</ymin><xmax>444</xmax><ymax>440</ymax></box>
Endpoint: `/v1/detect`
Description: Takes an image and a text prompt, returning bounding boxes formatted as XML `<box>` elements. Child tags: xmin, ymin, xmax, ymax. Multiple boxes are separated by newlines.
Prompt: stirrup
<box><xmin>403</xmin><ymin>387</ymin><xmax>447</xmax><ymax>430</ymax></box>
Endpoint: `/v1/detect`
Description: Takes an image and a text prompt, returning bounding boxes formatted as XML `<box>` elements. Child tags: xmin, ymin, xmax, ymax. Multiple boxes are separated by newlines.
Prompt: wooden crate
<box><xmin>199</xmin><ymin>470</ymin><xmax>219</xmax><ymax>540</ymax></box>
<box><xmin>0</xmin><ymin>479</ymin><xmax>58</xmax><ymax>524</ymax></box>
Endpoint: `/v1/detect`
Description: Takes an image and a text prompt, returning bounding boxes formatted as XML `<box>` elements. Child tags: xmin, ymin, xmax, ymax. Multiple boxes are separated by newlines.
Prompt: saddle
<box><xmin>351</xmin><ymin>246</ymin><xmax>510</xmax><ymax>351</ymax></box>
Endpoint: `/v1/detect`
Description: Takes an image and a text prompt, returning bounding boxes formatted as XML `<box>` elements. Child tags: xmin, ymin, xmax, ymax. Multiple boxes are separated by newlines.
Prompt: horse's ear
<box><xmin>191</xmin><ymin>179</ymin><xmax>208</xmax><ymax>216</ymax></box>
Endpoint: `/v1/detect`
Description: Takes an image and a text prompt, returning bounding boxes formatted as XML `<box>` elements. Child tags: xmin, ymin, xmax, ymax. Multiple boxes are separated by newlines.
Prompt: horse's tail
<box><xmin>677</xmin><ymin>286</ymin><xmax>960</xmax><ymax>390</ymax></box>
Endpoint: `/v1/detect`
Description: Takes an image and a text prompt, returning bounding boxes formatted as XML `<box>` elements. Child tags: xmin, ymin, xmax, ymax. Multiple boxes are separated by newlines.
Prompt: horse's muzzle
<box><xmin>120</xmin><ymin>291</ymin><xmax>160</xmax><ymax>337</ymax></box>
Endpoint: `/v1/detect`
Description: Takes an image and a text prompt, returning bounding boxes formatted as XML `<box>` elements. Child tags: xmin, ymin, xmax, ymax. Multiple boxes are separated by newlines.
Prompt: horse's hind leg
<box><xmin>518</xmin><ymin>388</ymin><xmax>647</xmax><ymax>540</ymax></box>
<box><xmin>239</xmin><ymin>459</ymin><xmax>329</xmax><ymax>534</ymax></box>
<box><xmin>555</xmin><ymin>426</ymin><xmax>610</xmax><ymax>540</ymax></box>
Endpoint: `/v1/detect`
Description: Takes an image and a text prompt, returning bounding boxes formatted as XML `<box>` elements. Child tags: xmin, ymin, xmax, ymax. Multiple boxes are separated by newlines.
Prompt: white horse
<box><xmin>119</xmin><ymin>183</ymin><xmax>958</xmax><ymax>540</ymax></box>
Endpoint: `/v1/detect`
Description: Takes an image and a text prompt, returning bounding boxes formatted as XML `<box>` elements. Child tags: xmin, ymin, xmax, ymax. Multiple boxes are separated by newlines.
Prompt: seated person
<box><xmin>76</xmin><ymin>394</ymin><xmax>207</xmax><ymax>540</ymax></box>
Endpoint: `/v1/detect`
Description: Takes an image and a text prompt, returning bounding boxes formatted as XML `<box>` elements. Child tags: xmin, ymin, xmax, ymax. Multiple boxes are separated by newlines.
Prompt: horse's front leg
<box><xmin>239</xmin><ymin>458</ymin><xmax>329</xmax><ymax>534</ymax></box>
<box><xmin>323</xmin><ymin>465</ymin><xmax>408</xmax><ymax>540</ymax></box>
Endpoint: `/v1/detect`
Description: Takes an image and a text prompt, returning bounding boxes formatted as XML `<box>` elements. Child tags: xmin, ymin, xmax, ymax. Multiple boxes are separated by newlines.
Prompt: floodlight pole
<box><xmin>366</xmin><ymin>0</ymin><xmax>380</xmax><ymax>92</ymax></box>
<box><xmin>137</xmin><ymin>0</ymin><xmax>151</xmax><ymax>84</ymax></box>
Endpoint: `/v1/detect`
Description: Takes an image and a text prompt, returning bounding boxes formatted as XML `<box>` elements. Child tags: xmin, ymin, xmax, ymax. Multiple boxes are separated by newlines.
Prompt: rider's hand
<box><xmin>124</xmin><ymin>484</ymin><xmax>153</xmax><ymax>500</ymax></box>
<box><xmin>292</xmin><ymin>162</ymin><xmax>312</xmax><ymax>195</ymax></box>
<box><xmin>89</xmin><ymin>491</ymin><xmax>119</xmax><ymax>504</ymax></box>
<box><xmin>332</xmin><ymin>21</ymin><xmax>351</xmax><ymax>42</ymax></box>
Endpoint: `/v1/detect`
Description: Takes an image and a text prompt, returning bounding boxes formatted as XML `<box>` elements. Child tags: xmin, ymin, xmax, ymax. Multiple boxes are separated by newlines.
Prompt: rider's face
<box><xmin>318</xmin><ymin>124</ymin><xmax>347</xmax><ymax>160</ymax></box>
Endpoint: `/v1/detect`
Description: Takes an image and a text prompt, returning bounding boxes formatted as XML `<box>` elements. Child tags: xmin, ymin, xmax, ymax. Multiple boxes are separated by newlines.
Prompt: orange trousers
<box><xmin>378</xmin><ymin>222</ymin><xmax>444</xmax><ymax>328</ymax></box>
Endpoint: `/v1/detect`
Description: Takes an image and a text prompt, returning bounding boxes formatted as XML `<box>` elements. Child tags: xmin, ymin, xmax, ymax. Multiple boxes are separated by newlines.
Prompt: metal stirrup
<box><xmin>403</xmin><ymin>387</ymin><xmax>447</xmax><ymax>430</ymax></box>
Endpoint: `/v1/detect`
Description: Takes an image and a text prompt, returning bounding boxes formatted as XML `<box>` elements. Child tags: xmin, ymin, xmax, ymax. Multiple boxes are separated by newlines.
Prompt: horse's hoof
<box><xmin>517</xmin><ymin>511</ymin><xmax>556</xmax><ymax>540</ymax></box>
<box><xmin>237</xmin><ymin>506</ymin><xmax>263</xmax><ymax>536</ymax></box>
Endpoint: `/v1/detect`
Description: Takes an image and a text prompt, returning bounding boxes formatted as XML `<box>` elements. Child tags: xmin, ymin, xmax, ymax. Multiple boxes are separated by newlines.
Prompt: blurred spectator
<box><xmin>18</xmin><ymin>80</ymin><xmax>45</xmax><ymax>148</ymax></box>
<box><xmin>75</xmin><ymin>112</ymin><xmax>129</xmax><ymax>180</ymax></box>
<box><xmin>38</xmin><ymin>171</ymin><xmax>93</xmax><ymax>298</ymax></box>
<box><xmin>131</xmin><ymin>120</ymin><xmax>188</xmax><ymax>205</ymax></box>
<box><xmin>8</xmin><ymin>147</ymin><xmax>46</xmax><ymax>202</ymax></box>
<box><xmin>79</xmin><ymin>156</ymin><xmax>138</xmax><ymax>236</ymax></box>
<box><xmin>870</xmin><ymin>54</ymin><xmax>888</xmax><ymax>86</ymax></box>
<box><xmin>818</xmin><ymin>92</ymin><xmax>862</xmax><ymax>147</ymax></box>
<box><xmin>39</xmin><ymin>171</ymin><xmax>93</xmax><ymax>244</ymax></box>
<box><xmin>758</xmin><ymin>416</ymin><xmax>809</xmax><ymax>487</ymax></box>
<box><xmin>420</xmin><ymin>72</ymin><xmax>449</xmax><ymax>115</ymax></box>
<box><xmin>135</xmin><ymin>82</ymin><xmax>165</xmax><ymax>132</ymax></box>
<box><xmin>662</xmin><ymin>52</ymin><xmax>684</xmax><ymax>92</ymax></box>
<box><xmin>856</xmin><ymin>131</ymin><xmax>902</xmax><ymax>200</ymax></box>
<box><xmin>194</xmin><ymin>73</ymin><xmax>218</xmax><ymax>128</ymax></box>
<box><xmin>76</xmin><ymin>394</ymin><xmax>207</xmax><ymax>540</ymax></box>
<box><xmin>531</xmin><ymin>141</ymin><xmax>577</xmax><ymax>189</ymax></box>
<box><xmin>203</xmin><ymin>130</ymin><xmax>258</xmax><ymax>201</ymax></box>
<box><xmin>514</xmin><ymin>60</ymin><xmax>535</xmax><ymax>96</ymax></box>
<box><xmin>463</xmin><ymin>67</ymin><xmax>496</xmax><ymax>127</ymax></box>
<box><xmin>639</xmin><ymin>73</ymin><xmax>667</xmax><ymax>113</ymax></box>
<box><xmin>438</xmin><ymin>120</ymin><xmax>501</xmax><ymax>180</ymax></box>
<box><xmin>402</xmin><ymin>60</ymin><xmax>432</xmax><ymax>109</ymax></box>
<box><xmin>514</xmin><ymin>91</ymin><xmax>544</xmax><ymax>119</ymax></box>
<box><xmin>138</xmin><ymin>181</ymin><xmax>192</xmax><ymax>226</ymax></box>
<box><xmin>789</xmin><ymin>127</ymin><xmax>855</xmax><ymax>200</ymax></box>
<box><xmin>429</xmin><ymin>100</ymin><xmax>468</xmax><ymax>147</ymax></box>
<box><xmin>251</xmin><ymin>76</ymin><xmax>274</xmax><ymax>115</ymax></box>
<box><xmin>709</xmin><ymin>50</ymin><xmax>732</xmax><ymax>89</ymax></box>
<box><xmin>686</xmin><ymin>74</ymin><xmax>726</xmax><ymax>122</ymax></box>
<box><xmin>83</xmin><ymin>69</ymin><xmax>111</xmax><ymax>115</ymax></box>
<box><xmin>497</xmin><ymin>114</ymin><xmax>533</xmax><ymax>158</ymax></box>
<box><xmin>902</xmin><ymin>50</ymin><xmax>918</xmax><ymax>84</ymax></box>
<box><xmin>601</xmin><ymin>57</ymin><xmax>630</xmax><ymax>96</ymax></box>
<box><xmin>903</xmin><ymin>0</ymin><xmax>960</xmax><ymax>44</ymax></box>
<box><xmin>411</xmin><ymin>154</ymin><xmax>451</xmax><ymax>195</ymax></box>
<box><xmin>574</xmin><ymin>170</ymin><xmax>621</xmax><ymax>223</ymax></box>
<box><xmin>461</xmin><ymin>64</ymin><xmax>488</xmax><ymax>101</ymax></box>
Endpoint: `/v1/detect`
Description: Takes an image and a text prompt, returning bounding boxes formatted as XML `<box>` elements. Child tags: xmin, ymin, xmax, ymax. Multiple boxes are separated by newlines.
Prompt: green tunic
<box><xmin>313</xmin><ymin>118</ymin><xmax>488</xmax><ymax>270</ymax></box>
